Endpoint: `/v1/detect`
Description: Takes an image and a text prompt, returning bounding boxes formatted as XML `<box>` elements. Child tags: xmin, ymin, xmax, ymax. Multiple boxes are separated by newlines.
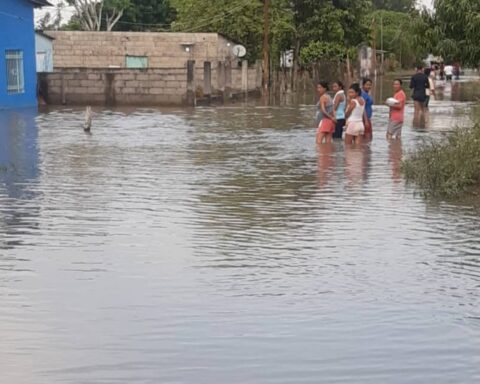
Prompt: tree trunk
<box><xmin>346</xmin><ymin>51</ymin><xmax>352</xmax><ymax>85</ymax></box>
<box><xmin>291</xmin><ymin>36</ymin><xmax>300</xmax><ymax>92</ymax></box>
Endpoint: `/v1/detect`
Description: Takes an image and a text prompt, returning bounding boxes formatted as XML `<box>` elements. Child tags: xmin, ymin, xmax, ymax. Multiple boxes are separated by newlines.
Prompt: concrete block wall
<box><xmin>38</xmin><ymin>64</ymin><xmax>261</xmax><ymax>106</ymax></box>
<box><xmin>40</xmin><ymin>68</ymin><xmax>188</xmax><ymax>106</ymax></box>
<box><xmin>46</xmin><ymin>31</ymin><xmax>238</xmax><ymax>71</ymax></box>
<box><xmin>231</xmin><ymin>67</ymin><xmax>261</xmax><ymax>91</ymax></box>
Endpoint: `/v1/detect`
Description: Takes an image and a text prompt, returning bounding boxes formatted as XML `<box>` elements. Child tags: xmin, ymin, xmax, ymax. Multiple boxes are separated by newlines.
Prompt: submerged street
<box><xmin>1</xmin><ymin>76</ymin><xmax>480</xmax><ymax>383</ymax></box>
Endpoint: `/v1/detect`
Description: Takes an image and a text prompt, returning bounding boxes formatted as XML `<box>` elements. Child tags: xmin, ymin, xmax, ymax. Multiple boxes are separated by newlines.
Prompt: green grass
<box><xmin>402</xmin><ymin>123</ymin><xmax>480</xmax><ymax>198</ymax></box>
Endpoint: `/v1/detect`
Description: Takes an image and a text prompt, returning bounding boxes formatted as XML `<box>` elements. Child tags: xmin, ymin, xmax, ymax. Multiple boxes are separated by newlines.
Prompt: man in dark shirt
<box><xmin>410</xmin><ymin>66</ymin><xmax>430</xmax><ymax>117</ymax></box>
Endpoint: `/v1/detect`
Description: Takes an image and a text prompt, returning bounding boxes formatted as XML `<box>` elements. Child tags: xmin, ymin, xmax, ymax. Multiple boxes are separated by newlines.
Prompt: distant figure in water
<box><xmin>410</xmin><ymin>66</ymin><xmax>429</xmax><ymax>120</ymax></box>
<box><xmin>345</xmin><ymin>83</ymin><xmax>365</xmax><ymax>145</ymax></box>
<box><xmin>316</xmin><ymin>81</ymin><xmax>336</xmax><ymax>144</ymax></box>
<box><xmin>453</xmin><ymin>63</ymin><xmax>460</xmax><ymax>80</ymax></box>
<box><xmin>332</xmin><ymin>81</ymin><xmax>346</xmax><ymax>140</ymax></box>
<box><xmin>444</xmin><ymin>63</ymin><xmax>454</xmax><ymax>81</ymax></box>
<box><xmin>361</xmin><ymin>78</ymin><xmax>374</xmax><ymax>141</ymax></box>
<box><xmin>84</xmin><ymin>106</ymin><xmax>92</xmax><ymax>132</ymax></box>
<box><xmin>386</xmin><ymin>79</ymin><xmax>406</xmax><ymax>140</ymax></box>
<box><xmin>424</xmin><ymin>68</ymin><xmax>436</xmax><ymax>109</ymax></box>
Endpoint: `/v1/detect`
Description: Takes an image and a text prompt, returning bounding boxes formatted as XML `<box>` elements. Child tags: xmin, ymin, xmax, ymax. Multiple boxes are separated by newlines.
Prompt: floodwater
<box><xmin>1</xmin><ymin>75</ymin><xmax>480</xmax><ymax>384</ymax></box>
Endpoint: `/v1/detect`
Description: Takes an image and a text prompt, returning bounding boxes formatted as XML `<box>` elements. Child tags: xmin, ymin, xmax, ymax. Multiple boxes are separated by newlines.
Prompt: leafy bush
<box><xmin>300</xmin><ymin>41</ymin><xmax>348</xmax><ymax>65</ymax></box>
<box><xmin>402</xmin><ymin>124</ymin><xmax>480</xmax><ymax>198</ymax></box>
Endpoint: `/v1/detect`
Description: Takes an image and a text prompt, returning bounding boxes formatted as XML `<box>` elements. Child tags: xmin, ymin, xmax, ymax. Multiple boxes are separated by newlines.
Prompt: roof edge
<box><xmin>29</xmin><ymin>0</ymin><xmax>53</xmax><ymax>8</ymax></box>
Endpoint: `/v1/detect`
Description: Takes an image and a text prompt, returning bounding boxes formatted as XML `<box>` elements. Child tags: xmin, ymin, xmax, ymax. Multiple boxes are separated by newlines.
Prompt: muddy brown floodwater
<box><xmin>1</xmin><ymin>75</ymin><xmax>480</xmax><ymax>383</ymax></box>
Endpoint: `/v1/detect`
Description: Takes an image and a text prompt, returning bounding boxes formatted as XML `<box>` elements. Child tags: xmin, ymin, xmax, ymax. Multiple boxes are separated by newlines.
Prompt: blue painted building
<box><xmin>0</xmin><ymin>0</ymin><xmax>51</xmax><ymax>109</ymax></box>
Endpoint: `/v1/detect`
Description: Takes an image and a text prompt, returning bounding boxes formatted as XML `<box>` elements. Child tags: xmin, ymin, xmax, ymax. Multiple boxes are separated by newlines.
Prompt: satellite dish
<box><xmin>232</xmin><ymin>44</ymin><xmax>247</xmax><ymax>58</ymax></box>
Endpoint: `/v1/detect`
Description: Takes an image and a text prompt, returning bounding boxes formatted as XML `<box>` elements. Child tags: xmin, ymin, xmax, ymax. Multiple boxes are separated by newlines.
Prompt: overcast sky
<box><xmin>35</xmin><ymin>0</ymin><xmax>435</xmax><ymax>26</ymax></box>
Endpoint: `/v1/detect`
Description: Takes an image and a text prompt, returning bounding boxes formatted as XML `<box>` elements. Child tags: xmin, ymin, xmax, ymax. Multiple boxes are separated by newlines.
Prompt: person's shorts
<box><xmin>318</xmin><ymin>118</ymin><xmax>335</xmax><ymax>134</ymax></box>
<box><xmin>413</xmin><ymin>95</ymin><xmax>427</xmax><ymax>103</ymax></box>
<box><xmin>388</xmin><ymin>121</ymin><xmax>403</xmax><ymax>137</ymax></box>
<box><xmin>333</xmin><ymin>118</ymin><xmax>345</xmax><ymax>139</ymax></box>
<box><xmin>446</xmin><ymin>75</ymin><xmax>452</xmax><ymax>81</ymax></box>
<box><xmin>346</xmin><ymin>121</ymin><xmax>365</xmax><ymax>136</ymax></box>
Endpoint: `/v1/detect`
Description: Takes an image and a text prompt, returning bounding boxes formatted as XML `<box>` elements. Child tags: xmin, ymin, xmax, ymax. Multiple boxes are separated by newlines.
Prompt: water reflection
<box><xmin>1</xmin><ymin>79</ymin><xmax>480</xmax><ymax>384</ymax></box>
<box><xmin>388</xmin><ymin>140</ymin><xmax>403</xmax><ymax>183</ymax></box>
<box><xmin>317</xmin><ymin>143</ymin><xmax>335</xmax><ymax>188</ymax></box>
<box><xmin>0</xmin><ymin>109</ymin><xmax>40</xmax><ymax>250</ymax></box>
<box><xmin>344</xmin><ymin>144</ymin><xmax>371</xmax><ymax>187</ymax></box>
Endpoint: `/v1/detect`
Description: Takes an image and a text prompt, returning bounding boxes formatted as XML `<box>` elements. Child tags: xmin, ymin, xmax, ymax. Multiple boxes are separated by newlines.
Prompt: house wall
<box><xmin>47</xmin><ymin>31</ymin><xmax>239</xmax><ymax>70</ymax></box>
<box><xmin>0</xmin><ymin>0</ymin><xmax>38</xmax><ymax>109</ymax></box>
<box><xmin>35</xmin><ymin>34</ymin><xmax>54</xmax><ymax>72</ymax></box>
<box><xmin>39</xmin><ymin>65</ymin><xmax>261</xmax><ymax>107</ymax></box>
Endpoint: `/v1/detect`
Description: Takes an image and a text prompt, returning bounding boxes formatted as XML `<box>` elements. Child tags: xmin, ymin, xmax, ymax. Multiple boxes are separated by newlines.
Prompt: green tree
<box><xmin>373</xmin><ymin>9</ymin><xmax>431</xmax><ymax>68</ymax></box>
<box><xmin>292</xmin><ymin>0</ymin><xmax>372</xmax><ymax>65</ymax></box>
<box><xmin>37</xmin><ymin>1</ymin><xmax>65</xmax><ymax>30</ymax></box>
<box><xmin>430</xmin><ymin>0</ymin><xmax>480</xmax><ymax>66</ymax></box>
<box><xmin>115</xmin><ymin>0</ymin><xmax>175</xmax><ymax>31</ymax></box>
<box><xmin>372</xmin><ymin>0</ymin><xmax>415</xmax><ymax>12</ymax></box>
<box><xmin>171</xmin><ymin>0</ymin><xmax>264</xmax><ymax>61</ymax></box>
<box><xmin>66</xmin><ymin>0</ymin><xmax>132</xmax><ymax>31</ymax></box>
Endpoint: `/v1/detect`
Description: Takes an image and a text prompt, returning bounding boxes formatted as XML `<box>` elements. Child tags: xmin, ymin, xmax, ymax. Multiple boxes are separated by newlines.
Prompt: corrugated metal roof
<box><xmin>28</xmin><ymin>0</ymin><xmax>53</xmax><ymax>7</ymax></box>
<box><xmin>35</xmin><ymin>30</ymin><xmax>55</xmax><ymax>40</ymax></box>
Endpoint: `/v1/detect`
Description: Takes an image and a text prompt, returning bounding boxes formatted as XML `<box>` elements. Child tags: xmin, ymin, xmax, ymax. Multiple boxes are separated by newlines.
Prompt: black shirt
<box><xmin>410</xmin><ymin>73</ymin><xmax>430</xmax><ymax>102</ymax></box>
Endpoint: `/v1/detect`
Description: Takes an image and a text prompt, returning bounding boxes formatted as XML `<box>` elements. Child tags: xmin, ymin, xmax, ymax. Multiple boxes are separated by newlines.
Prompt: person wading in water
<box><xmin>332</xmin><ymin>81</ymin><xmax>346</xmax><ymax>140</ymax></box>
<box><xmin>316</xmin><ymin>81</ymin><xmax>336</xmax><ymax>144</ymax></box>
<box><xmin>410</xmin><ymin>65</ymin><xmax>430</xmax><ymax>122</ymax></box>
<box><xmin>361</xmin><ymin>78</ymin><xmax>374</xmax><ymax>141</ymax></box>
<box><xmin>345</xmin><ymin>83</ymin><xmax>366</xmax><ymax>145</ymax></box>
<box><xmin>386</xmin><ymin>79</ymin><xmax>406</xmax><ymax>140</ymax></box>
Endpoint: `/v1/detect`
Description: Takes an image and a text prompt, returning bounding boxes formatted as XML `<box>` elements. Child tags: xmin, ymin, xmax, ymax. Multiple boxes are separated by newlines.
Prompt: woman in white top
<box><xmin>345</xmin><ymin>83</ymin><xmax>366</xmax><ymax>145</ymax></box>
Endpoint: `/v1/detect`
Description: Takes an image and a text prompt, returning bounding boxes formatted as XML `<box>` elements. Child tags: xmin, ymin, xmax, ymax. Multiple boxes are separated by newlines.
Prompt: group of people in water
<box><xmin>314</xmin><ymin>61</ymin><xmax>456</xmax><ymax>144</ymax></box>
<box><xmin>315</xmin><ymin>77</ymin><xmax>406</xmax><ymax>145</ymax></box>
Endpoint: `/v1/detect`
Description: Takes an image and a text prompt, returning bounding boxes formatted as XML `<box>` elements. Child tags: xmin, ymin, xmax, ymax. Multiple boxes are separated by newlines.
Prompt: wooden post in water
<box><xmin>203</xmin><ymin>61</ymin><xmax>212</xmax><ymax>101</ymax></box>
<box><xmin>241</xmin><ymin>60</ymin><xmax>248</xmax><ymax>95</ymax></box>
<box><xmin>256</xmin><ymin>60</ymin><xmax>263</xmax><ymax>90</ymax></box>
<box><xmin>262</xmin><ymin>0</ymin><xmax>270</xmax><ymax>95</ymax></box>
<box><xmin>186</xmin><ymin>60</ymin><xmax>196</xmax><ymax>107</ymax></box>
<box><xmin>217</xmin><ymin>61</ymin><xmax>226</xmax><ymax>101</ymax></box>
<box><xmin>61</xmin><ymin>70</ymin><xmax>66</xmax><ymax>105</ymax></box>
<box><xmin>225</xmin><ymin>60</ymin><xmax>232</xmax><ymax>100</ymax></box>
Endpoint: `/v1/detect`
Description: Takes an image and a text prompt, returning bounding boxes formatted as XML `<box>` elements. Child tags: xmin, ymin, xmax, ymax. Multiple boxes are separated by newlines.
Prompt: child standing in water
<box><xmin>332</xmin><ymin>81</ymin><xmax>346</xmax><ymax>139</ymax></box>
<box><xmin>345</xmin><ymin>83</ymin><xmax>366</xmax><ymax>145</ymax></box>
<box><xmin>316</xmin><ymin>81</ymin><xmax>336</xmax><ymax>144</ymax></box>
<box><xmin>387</xmin><ymin>79</ymin><xmax>406</xmax><ymax>140</ymax></box>
<box><xmin>361</xmin><ymin>78</ymin><xmax>374</xmax><ymax>140</ymax></box>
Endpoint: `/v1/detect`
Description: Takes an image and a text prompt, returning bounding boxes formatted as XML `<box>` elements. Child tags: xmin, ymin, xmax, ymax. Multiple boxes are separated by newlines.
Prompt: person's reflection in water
<box><xmin>317</xmin><ymin>142</ymin><xmax>335</xmax><ymax>188</ymax></box>
<box><xmin>344</xmin><ymin>144</ymin><xmax>370</xmax><ymax>187</ymax></box>
<box><xmin>388</xmin><ymin>140</ymin><xmax>403</xmax><ymax>183</ymax></box>
<box><xmin>452</xmin><ymin>81</ymin><xmax>461</xmax><ymax>102</ymax></box>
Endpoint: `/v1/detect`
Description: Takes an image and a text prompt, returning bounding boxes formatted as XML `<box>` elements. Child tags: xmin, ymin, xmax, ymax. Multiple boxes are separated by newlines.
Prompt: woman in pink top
<box><xmin>387</xmin><ymin>79</ymin><xmax>406</xmax><ymax>140</ymax></box>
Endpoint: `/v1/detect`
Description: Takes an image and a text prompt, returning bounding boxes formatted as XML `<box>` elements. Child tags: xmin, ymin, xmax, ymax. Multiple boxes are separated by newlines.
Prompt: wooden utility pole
<box><xmin>262</xmin><ymin>0</ymin><xmax>270</xmax><ymax>94</ymax></box>
<box><xmin>380</xmin><ymin>14</ymin><xmax>384</xmax><ymax>75</ymax></box>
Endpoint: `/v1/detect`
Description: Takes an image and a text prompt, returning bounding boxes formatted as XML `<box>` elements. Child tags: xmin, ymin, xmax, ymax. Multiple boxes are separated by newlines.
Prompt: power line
<box><xmin>0</xmin><ymin>11</ymin><xmax>25</xmax><ymax>21</ymax></box>
<box><xmin>57</xmin><ymin>0</ymin><xmax>253</xmax><ymax>32</ymax></box>
<box><xmin>179</xmin><ymin>0</ymin><xmax>254</xmax><ymax>33</ymax></box>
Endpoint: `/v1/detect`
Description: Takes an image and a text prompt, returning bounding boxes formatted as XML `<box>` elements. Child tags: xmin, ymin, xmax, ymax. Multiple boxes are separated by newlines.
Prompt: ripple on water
<box><xmin>0</xmin><ymin>97</ymin><xmax>480</xmax><ymax>383</ymax></box>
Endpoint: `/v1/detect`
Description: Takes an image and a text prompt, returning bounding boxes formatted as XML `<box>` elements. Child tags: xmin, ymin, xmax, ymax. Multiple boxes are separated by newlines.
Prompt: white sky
<box><xmin>35</xmin><ymin>0</ymin><xmax>435</xmax><ymax>27</ymax></box>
